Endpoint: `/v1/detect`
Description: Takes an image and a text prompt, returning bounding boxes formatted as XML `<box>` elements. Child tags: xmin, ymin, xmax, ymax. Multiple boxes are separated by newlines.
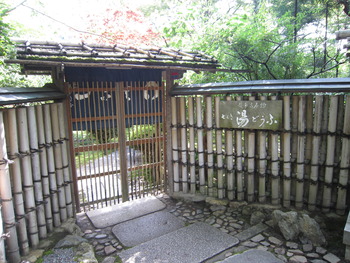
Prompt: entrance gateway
<box><xmin>10</xmin><ymin>40</ymin><xmax>237</xmax><ymax>211</ymax></box>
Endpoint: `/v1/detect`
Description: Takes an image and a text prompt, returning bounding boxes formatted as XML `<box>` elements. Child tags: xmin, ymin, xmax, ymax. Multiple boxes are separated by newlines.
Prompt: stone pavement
<box><xmin>75</xmin><ymin>194</ymin><xmax>346</xmax><ymax>263</ymax></box>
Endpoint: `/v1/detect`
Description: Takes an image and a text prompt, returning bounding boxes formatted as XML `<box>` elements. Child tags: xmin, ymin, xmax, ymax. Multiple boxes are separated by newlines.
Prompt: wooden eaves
<box><xmin>6</xmin><ymin>40</ymin><xmax>248</xmax><ymax>75</ymax></box>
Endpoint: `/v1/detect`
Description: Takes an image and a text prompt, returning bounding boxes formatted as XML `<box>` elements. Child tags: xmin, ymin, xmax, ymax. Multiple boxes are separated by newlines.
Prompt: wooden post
<box><xmin>295</xmin><ymin>96</ymin><xmax>306</xmax><ymax>209</ymax></box>
<box><xmin>215</xmin><ymin>97</ymin><xmax>224</xmax><ymax>199</ymax></box>
<box><xmin>180</xmin><ymin>97</ymin><xmax>188</xmax><ymax>193</ymax></box>
<box><xmin>165</xmin><ymin>71</ymin><xmax>174</xmax><ymax>195</ymax></box>
<box><xmin>0</xmin><ymin>111</ymin><xmax>21</xmax><ymax>263</ymax></box>
<box><xmin>57</xmin><ymin>103</ymin><xmax>74</xmax><ymax>218</ymax></box>
<box><xmin>308</xmin><ymin>96</ymin><xmax>323</xmax><ymax>211</ymax></box>
<box><xmin>27</xmin><ymin>106</ymin><xmax>47</xmax><ymax>239</ymax></box>
<box><xmin>116</xmin><ymin>82</ymin><xmax>129</xmax><ymax>202</ymax></box>
<box><xmin>188</xmin><ymin>97</ymin><xmax>196</xmax><ymax>194</ymax></box>
<box><xmin>17</xmin><ymin>107</ymin><xmax>40</xmax><ymax>247</ymax></box>
<box><xmin>336</xmin><ymin>95</ymin><xmax>350</xmax><ymax>215</ymax></box>
<box><xmin>270</xmin><ymin>96</ymin><xmax>280</xmax><ymax>205</ymax></box>
<box><xmin>43</xmin><ymin>104</ymin><xmax>61</xmax><ymax>227</ymax></box>
<box><xmin>322</xmin><ymin>96</ymin><xmax>338</xmax><ymax>212</ymax></box>
<box><xmin>225</xmin><ymin>95</ymin><xmax>235</xmax><ymax>200</ymax></box>
<box><xmin>236</xmin><ymin>96</ymin><xmax>244</xmax><ymax>201</ymax></box>
<box><xmin>206</xmin><ymin>96</ymin><xmax>215</xmax><ymax>197</ymax></box>
<box><xmin>258</xmin><ymin>96</ymin><xmax>267</xmax><ymax>203</ymax></box>
<box><xmin>171</xmin><ymin>97</ymin><xmax>180</xmax><ymax>192</ymax></box>
<box><xmin>247</xmin><ymin>96</ymin><xmax>256</xmax><ymax>202</ymax></box>
<box><xmin>4</xmin><ymin>109</ymin><xmax>29</xmax><ymax>254</ymax></box>
<box><xmin>283</xmin><ymin>96</ymin><xmax>291</xmax><ymax>208</ymax></box>
<box><xmin>35</xmin><ymin>105</ymin><xmax>53</xmax><ymax>231</ymax></box>
<box><xmin>197</xmin><ymin>97</ymin><xmax>206</xmax><ymax>195</ymax></box>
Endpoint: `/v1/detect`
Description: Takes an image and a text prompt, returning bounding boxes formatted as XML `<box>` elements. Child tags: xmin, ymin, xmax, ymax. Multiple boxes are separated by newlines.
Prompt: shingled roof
<box><xmin>7</xmin><ymin>40</ymin><xmax>243</xmax><ymax>75</ymax></box>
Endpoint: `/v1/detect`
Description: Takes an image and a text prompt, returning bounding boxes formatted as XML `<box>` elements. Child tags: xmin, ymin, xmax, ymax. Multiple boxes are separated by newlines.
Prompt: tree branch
<box><xmin>307</xmin><ymin>60</ymin><xmax>347</xmax><ymax>78</ymax></box>
<box><xmin>20</xmin><ymin>3</ymin><xmax>111</xmax><ymax>42</ymax></box>
<box><xmin>3</xmin><ymin>0</ymin><xmax>27</xmax><ymax>15</ymax></box>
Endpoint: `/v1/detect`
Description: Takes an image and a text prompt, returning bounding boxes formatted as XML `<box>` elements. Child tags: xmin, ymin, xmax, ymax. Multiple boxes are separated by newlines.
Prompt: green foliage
<box><xmin>129</xmin><ymin>124</ymin><xmax>162</xmax><ymax>163</ymax></box>
<box><xmin>0</xmin><ymin>5</ymin><xmax>12</xmax><ymax>56</ymax></box>
<box><xmin>0</xmin><ymin>2</ymin><xmax>51</xmax><ymax>87</ymax></box>
<box><xmin>145</xmin><ymin>0</ymin><xmax>350</xmax><ymax>83</ymax></box>
<box><xmin>89</xmin><ymin>128</ymin><xmax>118</xmax><ymax>144</ymax></box>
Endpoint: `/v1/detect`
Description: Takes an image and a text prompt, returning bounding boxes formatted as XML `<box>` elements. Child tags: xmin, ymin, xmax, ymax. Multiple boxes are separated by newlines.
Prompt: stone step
<box><xmin>118</xmin><ymin>222</ymin><xmax>239</xmax><ymax>263</ymax></box>
<box><xmin>235</xmin><ymin>222</ymin><xmax>269</xmax><ymax>242</ymax></box>
<box><xmin>86</xmin><ymin>196</ymin><xmax>166</xmax><ymax>228</ymax></box>
<box><xmin>219</xmin><ymin>249</ymin><xmax>283</xmax><ymax>263</ymax></box>
<box><xmin>112</xmin><ymin>210</ymin><xmax>185</xmax><ymax>247</ymax></box>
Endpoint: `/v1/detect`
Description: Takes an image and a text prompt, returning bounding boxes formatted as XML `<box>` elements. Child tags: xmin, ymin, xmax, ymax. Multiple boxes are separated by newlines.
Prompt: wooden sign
<box><xmin>219</xmin><ymin>100</ymin><xmax>283</xmax><ymax>130</ymax></box>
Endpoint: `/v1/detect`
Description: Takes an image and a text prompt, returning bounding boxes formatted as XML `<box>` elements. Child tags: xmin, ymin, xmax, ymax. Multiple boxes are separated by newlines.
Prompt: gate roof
<box><xmin>7</xmin><ymin>40</ymin><xmax>244</xmax><ymax>75</ymax></box>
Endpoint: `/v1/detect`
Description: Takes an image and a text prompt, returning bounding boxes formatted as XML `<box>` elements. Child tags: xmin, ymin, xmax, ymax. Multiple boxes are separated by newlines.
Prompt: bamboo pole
<box><xmin>258</xmin><ymin>96</ymin><xmax>267</xmax><ymax>203</ymax></box>
<box><xmin>43</xmin><ymin>104</ymin><xmax>61</xmax><ymax>227</ymax></box>
<box><xmin>319</xmin><ymin>96</ymin><xmax>329</xmax><ymax>206</ymax></box>
<box><xmin>197</xmin><ymin>97</ymin><xmax>206</xmax><ymax>195</ymax></box>
<box><xmin>171</xmin><ymin>97</ymin><xmax>180</xmax><ymax>192</ymax></box>
<box><xmin>27</xmin><ymin>106</ymin><xmax>47</xmax><ymax>239</ymax></box>
<box><xmin>188</xmin><ymin>97</ymin><xmax>196</xmax><ymax>194</ymax></box>
<box><xmin>5</xmin><ymin>109</ymin><xmax>29</xmax><ymax>254</ymax></box>
<box><xmin>50</xmin><ymin>104</ymin><xmax>68</xmax><ymax>221</ymax></box>
<box><xmin>270</xmin><ymin>96</ymin><xmax>280</xmax><ymax>205</ymax></box>
<box><xmin>180</xmin><ymin>97</ymin><xmax>188</xmax><ymax>193</ymax></box>
<box><xmin>236</xmin><ymin>96</ymin><xmax>244</xmax><ymax>201</ymax></box>
<box><xmin>35</xmin><ymin>105</ymin><xmax>53</xmax><ymax>232</ymax></box>
<box><xmin>322</xmin><ymin>96</ymin><xmax>338</xmax><ymax>213</ymax></box>
<box><xmin>247</xmin><ymin>96</ymin><xmax>256</xmax><ymax>202</ymax></box>
<box><xmin>0</xmin><ymin>111</ymin><xmax>21</xmax><ymax>263</ymax></box>
<box><xmin>304</xmin><ymin>96</ymin><xmax>313</xmax><ymax>197</ymax></box>
<box><xmin>283</xmin><ymin>96</ymin><xmax>291</xmax><ymax>208</ymax></box>
<box><xmin>308</xmin><ymin>96</ymin><xmax>323</xmax><ymax>211</ymax></box>
<box><xmin>225</xmin><ymin>95</ymin><xmax>235</xmax><ymax>200</ymax></box>
<box><xmin>334</xmin><ymin>95</ymin><xmax>344</xmax><ymax>207</ymax></box>
<box><xmin>17</xmin><ymin>107</ymin><xmax>40</xmax><ymax>247</ymax></box>
<box><xmin>295</xmin><ymin>96</ymin><xmax>306</xmax><ymax>209</ymax></box>
<box><xmin>0</xmin><ymin>205</ymin><xmax>5</xmax><ymax>263</ymax></box>
<box><xmin>336</xmin><ymin>95</ymin><xmax>350</xmax><ymax>215</ymax></box>
<box><xmin>58</xmin><ymin>103</ymin><xmax>74</xmax><ymax>218</ymax></box>
<box><xmin>215</xmin><ymin>96</ymin><xmax>224</xmax><ymax>199</ymax></box>
<box><xmin>291</xmin><ymin>96</ymin><xmax>299</xmax><ymax>202</ymax></box>
<box><xmin>206</xmin><ymin>96</ymin><xmax>214</xmax><ymax>197</ymax></box>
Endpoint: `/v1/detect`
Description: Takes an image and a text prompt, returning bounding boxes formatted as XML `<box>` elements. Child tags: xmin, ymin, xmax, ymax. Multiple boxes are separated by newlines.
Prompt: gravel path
<box><xmin>42</xmin><ymin>248</ymin><xmax>76</xmax><ymax>263</ymax></box>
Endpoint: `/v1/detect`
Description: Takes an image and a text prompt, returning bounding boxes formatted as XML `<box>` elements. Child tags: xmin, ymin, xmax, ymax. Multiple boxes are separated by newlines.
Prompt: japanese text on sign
<box><xmin>219</xmin><ymin>100</ymin><xmax>283</xmax><ymax>130</ymax></box>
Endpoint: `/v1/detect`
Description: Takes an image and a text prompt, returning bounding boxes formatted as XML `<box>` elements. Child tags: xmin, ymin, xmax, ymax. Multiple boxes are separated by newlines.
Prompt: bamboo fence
<box><xmin>0</xmin><ymin>102</ymin><xmax>74</xmax><ymax>263</ymax></box>
<box><xmin>170</xmin><ymin>93</ymin><xmax>350</xmax><ymax>214</ymax></box>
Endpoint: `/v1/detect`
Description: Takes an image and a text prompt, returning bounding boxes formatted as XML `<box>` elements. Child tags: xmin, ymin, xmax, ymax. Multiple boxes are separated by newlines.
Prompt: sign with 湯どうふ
<box><xmin>219</xmin><ymin>100</ymin><xmax>283</xmax><ymax>130</ymax></box>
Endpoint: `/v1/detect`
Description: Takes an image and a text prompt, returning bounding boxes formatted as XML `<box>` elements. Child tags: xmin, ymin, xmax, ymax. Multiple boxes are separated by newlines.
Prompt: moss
<box><xmin>115</xmin><ymin>255</ymin><xmax>123</xmax><ymax>263</ymax></box>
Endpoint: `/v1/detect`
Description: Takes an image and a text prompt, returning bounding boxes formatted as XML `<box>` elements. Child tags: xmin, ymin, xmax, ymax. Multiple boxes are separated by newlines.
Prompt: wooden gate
<box><xmin>66</xmin><ymin>81</ymin><xmax>166</xmax><ymax>211</ymax></box>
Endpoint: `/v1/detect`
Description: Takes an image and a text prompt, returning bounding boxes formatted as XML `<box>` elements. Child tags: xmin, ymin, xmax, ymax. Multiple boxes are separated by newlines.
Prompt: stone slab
<box><xmin>86</xmin><ymin>196</ymin><xmax>166</xmax><ymax>228</ymax></box>
<box><xmin>343</xmin><ymin>211</ymin><xmax>350</xmax><ymax>245</ymax></box>
<box><xmin>220</xmin><ymin>249</ymin><xmax>283</xmax><ymax>263</ymax></box>
<box><xmin>235</xmin><ymin>222</ymin><xmax>269</xmax><ymax>241</ymax></box>
<box><xmin>112</xmin><ymin>211</ymin><xmax>185</xmax><ymax>247</ymax></box>
<box><xmin>119</xmin><ymin>222</ymin><xmax>239</xmax><ymax>263</ymax></box>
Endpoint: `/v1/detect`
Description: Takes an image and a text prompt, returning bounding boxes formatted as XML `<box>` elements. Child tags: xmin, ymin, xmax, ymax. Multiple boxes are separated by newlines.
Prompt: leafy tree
<box><xmin>0</xmin><ymin>1</ymin><xmax>50</xmax><ymax>87</ymax></box>
<box><xmin>144</xmin><ymin>0</ymin><xmax>350</xmax><ymax>82</ymax></box>
<box><xmin>81</xmin><ymin>8</ymin><xmax>162</xmax><ymax>46</ymax></box>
